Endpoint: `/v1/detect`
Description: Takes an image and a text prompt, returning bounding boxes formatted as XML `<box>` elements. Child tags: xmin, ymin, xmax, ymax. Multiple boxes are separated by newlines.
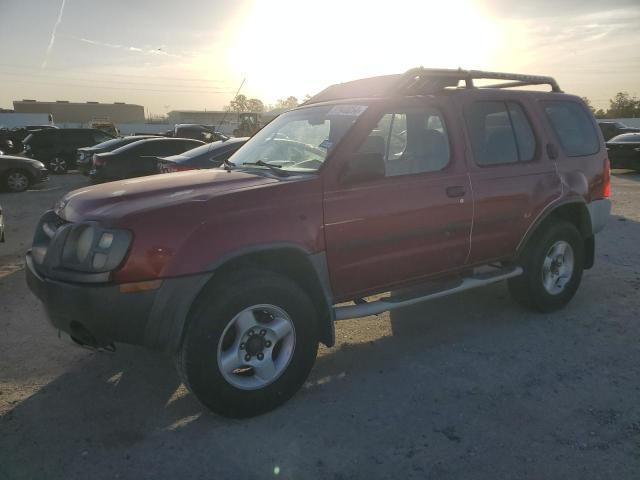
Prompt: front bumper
<box><xmin>26</xmin><ymin>252</ymin><xmax>156</xmax><ymax>348</ymax></box>
<box><xmin>26</xmin><ymin>251</ymin><xmax>213</xmax><ymax>352</ymax></box>
<box><xmin>35</xmin><ymin>167</ymin><xmax>49</xmax><ymax>183</ymax></box>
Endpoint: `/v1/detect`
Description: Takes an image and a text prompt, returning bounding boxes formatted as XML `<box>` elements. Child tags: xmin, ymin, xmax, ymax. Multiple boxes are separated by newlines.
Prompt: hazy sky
<box><xmin>0</xmin><ymin>0</ymin><xmax>638</xmax><ymax>116</ymax></box>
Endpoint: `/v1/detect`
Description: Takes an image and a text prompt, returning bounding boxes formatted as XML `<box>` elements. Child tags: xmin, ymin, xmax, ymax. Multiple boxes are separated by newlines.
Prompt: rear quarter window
<box><xmin>542</xmin><ymin>100</ymin><xmax>599</xmax><ymax>157</ymax></box>
<box><xmin>465</xmin><ymin>101</ymin><xmax>536</xmax><ymax>166</ymax></box>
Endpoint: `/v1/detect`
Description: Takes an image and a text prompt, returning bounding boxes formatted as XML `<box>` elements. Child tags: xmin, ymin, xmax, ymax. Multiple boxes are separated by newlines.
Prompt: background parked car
<box><xmin>598</xmin><ymin>120</ymin><xmax>640</xmax><ymax>141</ymax></box>
<box><xmin>0</xmin><ymin>203</ymin><xmax>4</xmax><ymax>242</ymax></box>
<box><xmin>22</xmin><ymin>128</ymin><xmax>115</xmax><ymax>174</ymax></box>
<box><xmin>0</xmin><ymin>155</ymin><xmax>48</xmax><ymax>192</ymax></box>
<box><xmin>607</xmin><ymin>133</ymin><xmax>640</xmax><ymax>170</ymax></box>
<box><xmin>157</xmin><ymin>137</ymin><xmax>248</xmax><ymax>173</ymax></box>
<box><xmin>173</xmin><ymin>124</ymin><xmax>228</xmax><ymax>142</ymax></box>
<box><xmin>76</xmin><ymin>135</ymin><xmax>159</xmax><ymax>175</ymax></box>
<box><xmin>90</xmin><ymin>137</ymin><xmax>204</xmax><ymax>182</ymax></box>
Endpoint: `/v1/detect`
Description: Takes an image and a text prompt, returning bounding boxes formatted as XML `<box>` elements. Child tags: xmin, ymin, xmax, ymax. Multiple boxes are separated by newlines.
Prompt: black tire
<box><xmin>508</xmin><ymin>220</ymin><xmax>584</xmax><ymax>312</ymax></box>
<box><xmin>48</xmin><ymin>156</ymin><xmax>68</xmax><ymax>174</ymax></box>
<box><xmin>4</xmin><ymin>169</ymin><xmax>31</xmax><ymax>192</ymax></box>
<box><xmin>177</xmin><ymin>268</ymin><xmax>319</xmax><ymax>418</ymax></box>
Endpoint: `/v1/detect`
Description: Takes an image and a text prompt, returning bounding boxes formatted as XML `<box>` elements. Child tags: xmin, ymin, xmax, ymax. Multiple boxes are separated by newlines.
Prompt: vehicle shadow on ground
<box><xmin>1</xmin><ymin>215</ymin><xmax>639</xmax><ymax>479</ymax></box>
<box><xmin>0</xmin><ymin>281</ymin><xmax>525</xmax><ymax>476</ymax></box>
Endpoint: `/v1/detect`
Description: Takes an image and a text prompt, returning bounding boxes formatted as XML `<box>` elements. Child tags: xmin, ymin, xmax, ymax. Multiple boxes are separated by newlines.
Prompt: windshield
<box><xmin>230</xmin><ymin>104</ymin><xmax>367</xmax><ymax>172</ymax></box>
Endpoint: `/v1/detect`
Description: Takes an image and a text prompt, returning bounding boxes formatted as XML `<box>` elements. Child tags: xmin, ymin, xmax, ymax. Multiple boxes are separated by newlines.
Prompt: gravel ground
<box><xmin>1</xmin><ymin>172</ymin><xmax>639</xmax><ymax>480</ymax></box>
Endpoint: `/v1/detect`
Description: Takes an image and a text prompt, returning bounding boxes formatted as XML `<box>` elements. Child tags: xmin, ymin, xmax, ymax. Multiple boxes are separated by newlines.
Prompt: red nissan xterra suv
<box><xmin>26</xmin><ymin>69</ymin><xmax>611</xmax><ymax>417</ymax></box>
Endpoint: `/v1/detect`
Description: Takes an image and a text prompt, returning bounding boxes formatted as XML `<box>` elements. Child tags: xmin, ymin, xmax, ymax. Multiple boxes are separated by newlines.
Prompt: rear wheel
<box><xmin>177</xmin><ymin>269</ymin><xmax>319</xmax><ymax>418</ymax></box>
<box><xmin>508</xmin><ymin>220</ymin><xmax>584</xmax><ymax>312</ymax></box>
<box><xmin>4</xmin><ymin>170</ymin><xmax>30</xmax><ymax>192</ymax></box>
<box><xmin>48</xmin><ymin>156</ymin><xmax>68</xmax><ymax>174</ymax></box>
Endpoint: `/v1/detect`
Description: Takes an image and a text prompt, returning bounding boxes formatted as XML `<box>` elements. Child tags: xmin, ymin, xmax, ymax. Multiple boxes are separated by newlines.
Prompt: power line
<box><xmin>0</xmin><ymin>75</ymin><xmax>236</xmax><ymax>95</ymax></box>
<box><xmin>0</xmin><ymin>63</ymin><xmax>232</xmax><ymax>85</ymax></box>
<box><xmin>0</xmin><ymin>70</ymin><xmax>233</xmax><ymax>92</ymax></box>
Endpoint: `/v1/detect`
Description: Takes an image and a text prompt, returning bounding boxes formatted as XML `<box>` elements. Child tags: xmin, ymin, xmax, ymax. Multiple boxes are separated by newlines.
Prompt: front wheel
<box><xmin>4</xmin><ymin>170</ymin><xmax>30</xmax><ymax>192</ymax></box>
<box><xmin>177</xmin><ymin>269</ymin><xmax>319</xmax><ymax>418</ymax></box>
<box><xmin>508</xmin><ymin>220</ymin><xmax>584</xmax><ymax>312</ymax></box>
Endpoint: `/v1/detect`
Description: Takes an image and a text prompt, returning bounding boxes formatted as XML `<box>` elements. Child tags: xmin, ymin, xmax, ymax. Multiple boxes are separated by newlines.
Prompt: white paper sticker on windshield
<box><xmin>327</xmin><ymin>105</ymin><xmax>368</xmax><ymax>117</ymax></box>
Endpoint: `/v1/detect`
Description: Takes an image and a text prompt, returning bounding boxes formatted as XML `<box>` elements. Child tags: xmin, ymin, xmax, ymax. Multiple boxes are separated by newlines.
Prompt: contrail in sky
<box><xmin>42</xmin><ymin>0</ymin><xmax>67</xmax><ymax>68</ymax></box>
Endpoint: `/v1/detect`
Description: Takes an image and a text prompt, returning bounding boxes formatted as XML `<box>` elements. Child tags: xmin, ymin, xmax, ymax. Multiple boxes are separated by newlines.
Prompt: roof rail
<box><xmin>400</xmin><ymin>68</ymin><xmax>562</xmax><ymax>93</ymax></box>
<box><xmin>305</xmin><ymin>68</ymin><xmax>561</xmax><ymax>105</ymax></box>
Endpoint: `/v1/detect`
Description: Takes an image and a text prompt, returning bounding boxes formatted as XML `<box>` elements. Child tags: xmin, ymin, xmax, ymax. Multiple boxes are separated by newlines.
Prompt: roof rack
<box><xmin>305</xmin><ymin>68</ymin><xmax>562</xmax><ymax>105</ymax></box>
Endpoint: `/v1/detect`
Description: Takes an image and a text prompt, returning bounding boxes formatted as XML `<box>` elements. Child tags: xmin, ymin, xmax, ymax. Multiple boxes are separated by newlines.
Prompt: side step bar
<box><xmin>333</xmin><ymin>266</ymin><xmax>523</xmax><ymax>320</ymax></box>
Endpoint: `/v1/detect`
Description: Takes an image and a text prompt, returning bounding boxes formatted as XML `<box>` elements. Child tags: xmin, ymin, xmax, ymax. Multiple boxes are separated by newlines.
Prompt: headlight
<box><xmin>75</xmin><ymin>226</ymin><xmax>95</xmax><ymax>262</ymax></box>
<box><xmin>61</xmin><ymin>223</ymin><xmax>132</xmax><ymax>273</ymax></box>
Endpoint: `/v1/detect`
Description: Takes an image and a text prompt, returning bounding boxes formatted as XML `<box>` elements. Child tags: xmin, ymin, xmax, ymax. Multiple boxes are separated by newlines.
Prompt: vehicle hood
<box><xmin>56</xmin><ymin>169</ymin><xmax>281</xmax><ymax>223</ymax></box>
<box><xmin>0</xmin><ymin>155</ymin><xmax>44</xmax><ymax>168</ymax></box>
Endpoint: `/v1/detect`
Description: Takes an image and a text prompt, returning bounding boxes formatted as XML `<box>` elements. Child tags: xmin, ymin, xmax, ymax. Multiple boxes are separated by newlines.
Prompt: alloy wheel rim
<box><xmin>542</xmin><ymin>240</ymin><xmax>574</xmax><ymax>295</ymax></box>
<box><xmin>50</xmin><ymin>158</ymin><xmax>66</xmax><ymax>173</ymax></box>
<box><xmin>7</xmin><ymin>172</ymin><xmax>28</xmax><ymax>191</ymax></box>
<box><xmin>216</xmin><ymin>304</ymin><xmax>296</xmax><ymax>390</ymax></box>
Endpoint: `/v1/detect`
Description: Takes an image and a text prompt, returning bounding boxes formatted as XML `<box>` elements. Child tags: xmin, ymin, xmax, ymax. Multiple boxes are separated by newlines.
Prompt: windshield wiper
<box><xmin>242</xmin><ymin>160</ymin><xmax>290</xmax><ymax>177</ymax></box>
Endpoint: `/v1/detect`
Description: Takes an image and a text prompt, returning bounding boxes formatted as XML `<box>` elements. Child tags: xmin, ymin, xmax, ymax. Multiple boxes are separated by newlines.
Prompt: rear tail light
<box><xmin>93</xmin><ymin>154</ymin><xmax>105</xmax><ymax>167</ymax></box>
<box><xmin>603</xmin><ymin>157</ymin><xmax>610</xmax><ymax>199</ymax></box>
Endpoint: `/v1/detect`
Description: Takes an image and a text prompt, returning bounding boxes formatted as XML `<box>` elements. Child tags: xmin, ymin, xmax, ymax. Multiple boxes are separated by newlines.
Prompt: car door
<box><xmin>459</xmin><ymin>95</ymin><xmax>561</xmax><ymax>264</ymax></box>
<box><xmin>323</xmin><ymin>100</ymin><xmax>473</xmax><ymax>301</ymax></box>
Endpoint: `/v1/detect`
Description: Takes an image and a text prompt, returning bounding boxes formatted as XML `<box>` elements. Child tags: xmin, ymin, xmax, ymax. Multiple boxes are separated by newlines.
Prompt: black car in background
<box><xmin>607</xmin><ymin>133</ymin><xmax>640</xmax><ymax>171</ymax></box>
<box><xmin>22</xmin><ymin>128</ymin><xmax>115</xmax><ymax>174</ymax></box>
<box><xmin>173</xmin><ymin>124</ymin><xmax>228</xmax><ymax>142</ymax></box>
<box><xmin>0</xmin><ymin>203</ymin><xmax>4</xmax><ymax>242</ymax></box>
<box><xmin>157</xmin><ymin>137</ymin><xmax>248</xmax><ymax>173</ymax></box>
<box><xmin>76</xmin><ymin>135</ymin><xmax>160</xmax><ymax>175</ymax></box>
<box><xmin>598</xmin><ymin>121</ymin><xmax>640</xmax><ymax>141</ymax></box>
<box><xmin>90</xmin><ymin>137</ymin><xmax>204</xmax><ymax>182</ymax></box>
<box><xmin>0</xmin><ymin>155</ymin><xmax>49</xmax><ymax>192</ymax></box>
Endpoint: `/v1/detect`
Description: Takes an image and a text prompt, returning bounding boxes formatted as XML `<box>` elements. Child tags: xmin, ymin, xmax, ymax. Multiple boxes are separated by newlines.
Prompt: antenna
<box><xmin>219</xmin><ymin>78</ymin><xmax>246</xmax><ymax>128</ymax></box>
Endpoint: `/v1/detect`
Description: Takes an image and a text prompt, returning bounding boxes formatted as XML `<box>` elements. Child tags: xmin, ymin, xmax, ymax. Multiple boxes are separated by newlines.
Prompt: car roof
<box><xmin>608</xmin><ymin>133</ymin><xmax>640</xmax><ymax>142</ymax></box>
<box><xmin>161</xmin><ymin>137</ymin><xmax>248</xmax><ymax>162</ymax></box>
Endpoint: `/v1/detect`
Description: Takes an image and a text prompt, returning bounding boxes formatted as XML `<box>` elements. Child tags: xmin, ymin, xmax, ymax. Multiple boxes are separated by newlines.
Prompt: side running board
<box><xmin>333</xmin><ymin>266</ymin><xmax>523</xmax><ymax>321</ymax></box>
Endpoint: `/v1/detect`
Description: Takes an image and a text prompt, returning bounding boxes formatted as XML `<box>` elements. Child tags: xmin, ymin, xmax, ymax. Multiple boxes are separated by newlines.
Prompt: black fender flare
<box><xmin>145</xmin><ymin>243</ymin><xmax>335</xmax><ymax>354</ymax></box>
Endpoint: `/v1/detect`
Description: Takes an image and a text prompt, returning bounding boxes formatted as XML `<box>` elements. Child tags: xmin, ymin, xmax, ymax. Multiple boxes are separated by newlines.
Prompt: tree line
<box><xmin>226</xmin><ymin>94</ymin><xmax>312</xmax><ymax>114</ymax></box>
<box><xmin>583</xmin><ymin>92</ymin><xmax>640</xmax><ymax>119</ymax></box>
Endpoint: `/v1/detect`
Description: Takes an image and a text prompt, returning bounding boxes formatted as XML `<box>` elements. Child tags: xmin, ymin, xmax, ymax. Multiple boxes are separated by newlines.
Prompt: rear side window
<box><xmin>465</xmin><ymin>101</ymin><xmax>536</xmax><ymax>166</ymax></box>
<box><xmin>543</xmin><ymin>101</ymin><xmax>599</xmax><ymax>156</ymax></box>
<box><xmin>26</xmin><ymin>131</ymin><xmax>56</xmax><ymax>145</ymax></box>
<box><xmin>63</xmin><ymin>130</ymin><xmax>90</xmax><ymax>144</ymax></box>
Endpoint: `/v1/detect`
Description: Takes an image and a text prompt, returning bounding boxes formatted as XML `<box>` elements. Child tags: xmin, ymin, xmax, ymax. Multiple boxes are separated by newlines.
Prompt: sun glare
<box><xmin>226</xmin><ymin>0</ymin><xmax>501</xmax><ymax>101</ymax></box>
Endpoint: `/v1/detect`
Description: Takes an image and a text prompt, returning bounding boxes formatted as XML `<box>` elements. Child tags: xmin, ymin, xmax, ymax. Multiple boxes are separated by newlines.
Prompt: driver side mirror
<box><xmin>341</xmin><ymin>152</ymin><xmax>386</xmax><ymax>185</ymax></box>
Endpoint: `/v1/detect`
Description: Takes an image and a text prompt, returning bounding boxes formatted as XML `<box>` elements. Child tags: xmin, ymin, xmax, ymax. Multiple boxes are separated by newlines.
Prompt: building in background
<box><xmin>13</xmin><ymin>100</ymin><xmax>145</xmax><ymax>124</ymax></box>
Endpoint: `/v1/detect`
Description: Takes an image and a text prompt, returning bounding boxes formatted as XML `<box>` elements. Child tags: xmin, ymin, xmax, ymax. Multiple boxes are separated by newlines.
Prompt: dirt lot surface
<box><xmin>1</xmin><ymin>172</ymin><xmax>640</xmax><ymax>479</ymax></box>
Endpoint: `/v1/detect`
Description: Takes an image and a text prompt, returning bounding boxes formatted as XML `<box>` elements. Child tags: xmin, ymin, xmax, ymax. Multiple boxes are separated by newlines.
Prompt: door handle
<box><xmin>446</xmin><ymin>186</ymin><xmax>466</xmax><ymax>198</ymax></box>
